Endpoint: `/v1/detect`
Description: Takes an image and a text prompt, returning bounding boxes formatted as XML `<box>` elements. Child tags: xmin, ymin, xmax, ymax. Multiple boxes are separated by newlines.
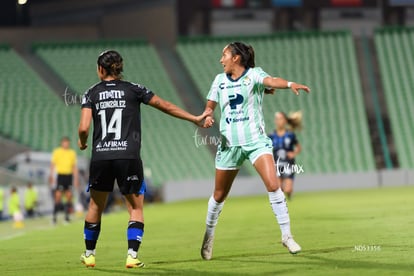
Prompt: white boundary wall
<box><xmin>163</xmin><ymin>169</ymin><xmax>414</xmax><ymax>202</ymax></box>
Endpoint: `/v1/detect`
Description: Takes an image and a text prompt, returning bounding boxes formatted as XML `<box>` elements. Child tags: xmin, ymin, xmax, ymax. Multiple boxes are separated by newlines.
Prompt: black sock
<box><xmin>53</xmin><ymin>203</ymin><xmax>59</xmax><ymax>219</ymax></box>
<box><xmin>84</xmin><ymin>221</ymin><xmax>101</xmax><ymax>250</ymax></box>
<box><xmin>65</xmin><ymin>202</ymin><xmax>72</xmax><ymax>220</ymax></box>
<box><xmin>127</xmin><ymin>221</ymin><xmax>144</xmax><ymax>252</ymax></box>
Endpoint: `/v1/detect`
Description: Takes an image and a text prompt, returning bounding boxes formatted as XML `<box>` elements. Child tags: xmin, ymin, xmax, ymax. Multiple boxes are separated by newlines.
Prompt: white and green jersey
<box><xmin>207</xmin><ymin>67</ymin><xmax>270</xmax><ymax>146</ymax></box>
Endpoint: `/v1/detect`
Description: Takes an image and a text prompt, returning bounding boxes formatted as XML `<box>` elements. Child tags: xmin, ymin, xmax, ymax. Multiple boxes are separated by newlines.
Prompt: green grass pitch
<box><xmin>0</xmin><ymin>186</ymin><xmax>413</xmax><ymax>275</ymax></box>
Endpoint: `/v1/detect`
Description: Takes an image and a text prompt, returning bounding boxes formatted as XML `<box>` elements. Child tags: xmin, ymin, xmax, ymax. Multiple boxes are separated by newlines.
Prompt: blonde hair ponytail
<box><xmin>286</xmin><ymin>111</ymin><xmax>303</xmax><ymax>131</ymax></box>
<box><xmin>276</xmin><ymin>111</ymin><xmax>303</xmax><ymax>131</ymax></box>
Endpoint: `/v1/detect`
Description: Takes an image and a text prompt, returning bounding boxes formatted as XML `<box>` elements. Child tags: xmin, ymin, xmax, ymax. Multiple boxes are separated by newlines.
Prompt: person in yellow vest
<box><xmin>8</xmin><ymin>186</ymin><xmax>24</xmax><ymax>228</ymax></box>
<box><xmin>0</xmin><ymin>187</ymin><xmax>4</xmax><ymax>221</ymax></box>
<box><xmin>24</xmin><ymin>182</ymin><xmax>38</xmax><ymax>218</ymax></box>
<box><xmin>49</xmin><ymin>137</ymin><xmax>79</xmax><ymax>224</ymax></box>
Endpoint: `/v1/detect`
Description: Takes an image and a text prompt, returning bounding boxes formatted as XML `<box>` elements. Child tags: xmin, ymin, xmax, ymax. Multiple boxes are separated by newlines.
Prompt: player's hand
<box><xmin>290</xmin><ymin>83</ymin><xmax>311</xmax><ymax>96</ymax></box>
<box><xmin>203</xmin><ymin>116</ymin><xmax>214</xmax><ymax>128</ymax></box>
<box><xmin>74</xmin><ymin>179</ymin><xmax>80</xmax><ymax>190</ymax></box>
<box><xmin>78</xmin><ymin>139</ymin><xmax>88</xmax><ymax>150</ymax></box>
<box><xmin>48</xmin><ymin>175</ymin><xmax>54</xmax><ymax>186</ymax></box>
<box><xmin>194</xmin><ymin>109</ymin><xmax>213</xmax><ymax>127</ymax></box>
<box><xmin>287</xmin><ymin>152</ymin><xmax>296</xmax><ymax>159</ymax></box>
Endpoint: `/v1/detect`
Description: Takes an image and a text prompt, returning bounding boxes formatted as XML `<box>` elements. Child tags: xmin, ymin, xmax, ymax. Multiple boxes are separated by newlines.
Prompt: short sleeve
<box><xmin>81</xmin><ymin>90</ymin><xmax>92</xmax><ymax>109</ymax></box>
<box><xmin>206</xmin><ymin>74</ymin><xmax>221</xmax><ymax>102</ymax></box>
<box><xmin>292</xmin><ymin>133</ymin><xmax>298</xmax><ymax>145</ymax></box>
<box><xmin>252</xmin><ymin>67</ymin><xmax>271</xmax><ymax>89</ymax></box>
<box><xmin>133</xmin><ymin>84</ymin><xmax>155</xmax><ymax>105</ymax></box>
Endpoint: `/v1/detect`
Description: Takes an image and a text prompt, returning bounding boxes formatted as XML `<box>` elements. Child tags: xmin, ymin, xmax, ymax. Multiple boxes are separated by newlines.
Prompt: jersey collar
<box><xmin>226</xmin><ymin>68</ymin><xmax>249</xmax><ymax>82</ymax></box>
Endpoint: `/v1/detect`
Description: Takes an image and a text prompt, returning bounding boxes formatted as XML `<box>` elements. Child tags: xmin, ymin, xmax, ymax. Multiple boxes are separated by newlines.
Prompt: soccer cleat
<box><xmin>282</xmin><ymin>235</ymin><xmax>301</xmax><ymax>254</ymax></box>
<box><xmin>201</xmin><ymin>232</ymin><xmax>214</xmax><ymax>260</ymax></box>
<box><xmin>126</xmin><ymin>254</ymin><xmax>145</xmax><ymax>268</ymax></box>
<box><xmin>80</xmin><ymin>253</ymin><xmax>95</xmax><ymax>268</ymax></box>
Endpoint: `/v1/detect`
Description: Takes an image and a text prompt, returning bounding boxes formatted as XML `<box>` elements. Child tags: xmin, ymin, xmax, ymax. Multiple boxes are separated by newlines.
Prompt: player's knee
<box><xmin>88</xmin><ymin>200</ymin><xmax>104</xmax><ymax>213</ymax></box>
<box><xmin>213</xmin><ymin>191</ymin><xmax>226</xmax><ymax>203</ymax></box>
<box><xmin>266</xmin><ymin>182</ymin><xmax>281</xmax><ymax>192</ymax></box>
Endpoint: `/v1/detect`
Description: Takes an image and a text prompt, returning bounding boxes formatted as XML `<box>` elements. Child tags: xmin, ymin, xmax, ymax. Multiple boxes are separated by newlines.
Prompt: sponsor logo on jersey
<box><xmin>225</xmin><ymin>116</ymin><xmax>249</xmax><ymax>124</ymax></box>
<box><xmin>96</xmin><ymin>140</ymin><xmax>128</xmax><ymax>152</ymax></box>
<box><xmin>229</xmin><ymin>93</ymin><xmax>244</xmax><ymax>110</ymax></box>
<box><xmin>99</xmin><ymin>90</ymin><xmax>125</xmax><ymax>100</ymax></box>
<box><xmin>127</xmin><ymin>175</ymin><xmax>139</xmax><ymax>181</ymax></box>
<box><xmin>284</xmin><ymin>137</ymin><xmax>291</xmax><ymax>147</ymax></box>
<box><xmin>219</xmin><ymin>83</ymin><xmax>242</xmax><ymax>90</ymax></box>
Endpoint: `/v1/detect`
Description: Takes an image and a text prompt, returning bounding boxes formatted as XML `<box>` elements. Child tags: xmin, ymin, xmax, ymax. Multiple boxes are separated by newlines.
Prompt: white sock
<box><xmin>128</xmin><ymin>248</ymin><xmax>137</xmax><ymax>258</ymax></box>
<box><xmin>205</xmin><ymin>196</ymin><xmax>224</xmax><ymax>236</ymax></box>
<box><xmin>268</xmin><ymin>189</ymin><xmax>292</xmax><ymax>237</ymax></box>
<box><xmin>85</xmin><ymin>249</ymin><xmax>95</xmax><ymax>257</ymax></box>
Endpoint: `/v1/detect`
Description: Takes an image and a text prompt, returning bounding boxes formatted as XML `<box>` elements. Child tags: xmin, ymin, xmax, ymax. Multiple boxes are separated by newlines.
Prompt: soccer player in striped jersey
<box><xmin>78</xmin><ymin>50</ymin><xmax>210</xmax><ymax>268</ymax></box>
<box><xmin>269</xmin><ymin>111</ymin><xmax>303</xmax><ymax>200</ymax></box>
<box><xmin>201</xmin><ymin>42</ymin><xmax>310</xmax><ymax>260</ymax></box>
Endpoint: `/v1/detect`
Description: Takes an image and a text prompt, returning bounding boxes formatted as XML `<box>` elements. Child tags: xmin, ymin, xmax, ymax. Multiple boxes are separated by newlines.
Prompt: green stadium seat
<box><xmin>375</xmin><ymin>27</ymin><xmax>414</xmax><ymax>168</ymax></box>
<box><xmin>0</xmin><ymin>47</ymin><xmax>78</xmax><ymax>153</ymax></box>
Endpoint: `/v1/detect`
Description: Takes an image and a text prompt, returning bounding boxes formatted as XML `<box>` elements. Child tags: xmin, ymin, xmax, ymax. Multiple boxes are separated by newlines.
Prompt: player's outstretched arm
<box><xmin>149</xmin><ymin>95</ymin><xmax>211</xmax><ymax>127</ymax></box>
<box><xmin>78</xmin><ymin>107</ymin><xmax>92</xmax><ymax>150</ymax></box>
<box><xmin>263</xmin><ymin>77</ymin><xmax>311</xmax><ymax>96</ymax></box>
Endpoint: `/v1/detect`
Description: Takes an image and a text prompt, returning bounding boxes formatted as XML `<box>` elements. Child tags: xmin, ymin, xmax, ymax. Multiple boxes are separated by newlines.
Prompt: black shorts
<box><xmin>56</xmin><ymin>174</ymin><xmax>73</xmax><ymax>191</ymax></box>
<box><xmin>277</xmin><ymin>166</ymin><xmax>295</xmax><ymax>180</ymax></box>
<box><xmin>88</xmin><ymin>159</ymin><xmax>144</xmax><ymax>195</ymax></box>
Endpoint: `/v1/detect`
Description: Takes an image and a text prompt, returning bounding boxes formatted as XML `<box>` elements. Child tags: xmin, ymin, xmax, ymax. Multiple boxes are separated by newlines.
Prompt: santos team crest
<box><xmin>242</xmin><ymin>76</ymin><xmax>251</xmax><ymax>86</ymax></box>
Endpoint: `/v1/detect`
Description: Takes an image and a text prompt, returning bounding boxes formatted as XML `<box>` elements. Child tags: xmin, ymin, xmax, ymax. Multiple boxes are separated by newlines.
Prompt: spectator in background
<box><xmin>8</xmin><ymin>186</ymin><xmax>24</xmax><ymax>228</ymax></box>
<box><xmin>0</xmin><ymin>187</ymin><xmax>4</xmax><ymax>221</ymax></box>
<box><xmin>24</xmin><ymin>182</ymin><xmax>38</xmax><ymax>218</ymax></box>
<box><xmin>49</xmin><ymin>136</ymin><xmax>79</xmax><ymax>224</ymax></box>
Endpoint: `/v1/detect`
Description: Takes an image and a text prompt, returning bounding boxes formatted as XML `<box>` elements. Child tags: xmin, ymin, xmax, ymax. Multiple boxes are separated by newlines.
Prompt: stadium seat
<box><xmin>375</xmin><ymin>27</ymin><xmax>414</xmax><ymax>169</ymax></box>
<box><xmin>0</xmin><ymin>46</ymin><xmax>79</xmax><ymax>155</ymax></box>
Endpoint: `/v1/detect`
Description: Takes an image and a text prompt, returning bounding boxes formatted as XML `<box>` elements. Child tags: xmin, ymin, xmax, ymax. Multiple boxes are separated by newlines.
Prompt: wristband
<box><xmin>287</xmin><ymin>81</ymin><xmax>293</xmax><ymax>88</ymax></box>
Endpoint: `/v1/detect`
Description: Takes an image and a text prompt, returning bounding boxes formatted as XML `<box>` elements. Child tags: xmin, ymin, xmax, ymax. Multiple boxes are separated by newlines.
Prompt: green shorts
<box><xmin>215</xmin><ymin>136</ymin><xmax>273</xmax><ymax>170</ymax></box>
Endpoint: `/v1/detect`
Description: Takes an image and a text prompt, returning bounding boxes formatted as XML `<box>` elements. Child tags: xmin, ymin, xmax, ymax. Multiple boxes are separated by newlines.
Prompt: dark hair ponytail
<box><xmin>97</xmin><ymin>50</ymin><xmax>123</xmax><ymax>79</ymax></box>
<box><xmin>228</xmin><ymin>42</ymin><xmax>255</xmax><ymax>68</ymax></box>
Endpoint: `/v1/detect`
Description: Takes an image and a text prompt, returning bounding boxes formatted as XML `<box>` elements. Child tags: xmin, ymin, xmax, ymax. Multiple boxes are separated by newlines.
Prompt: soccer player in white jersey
<box><xmin>200</xmin><ymin>42</ymin><xmax>310</xmax><ymax>260</ymax></box>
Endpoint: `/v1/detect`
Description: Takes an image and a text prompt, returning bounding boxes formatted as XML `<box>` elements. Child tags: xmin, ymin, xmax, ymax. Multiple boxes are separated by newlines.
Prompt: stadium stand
<box><xmin>33</xmin><ymin>40</ymin><xmax>215</xmax><ymax>185</ymax></box>
<box><xmin>177</xmin><ymin>31</ymin><xmax>376</xmax><ymax>173</ymax></box>
<box><xmin>0</xmin><ymin>45</ymin><xmax>79</xmax><ymax>155</ymax></box>
<box><xmin>375</xmin><ymin>27</ymin><xmax>414</xmax><ymax>169</ymax></box>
